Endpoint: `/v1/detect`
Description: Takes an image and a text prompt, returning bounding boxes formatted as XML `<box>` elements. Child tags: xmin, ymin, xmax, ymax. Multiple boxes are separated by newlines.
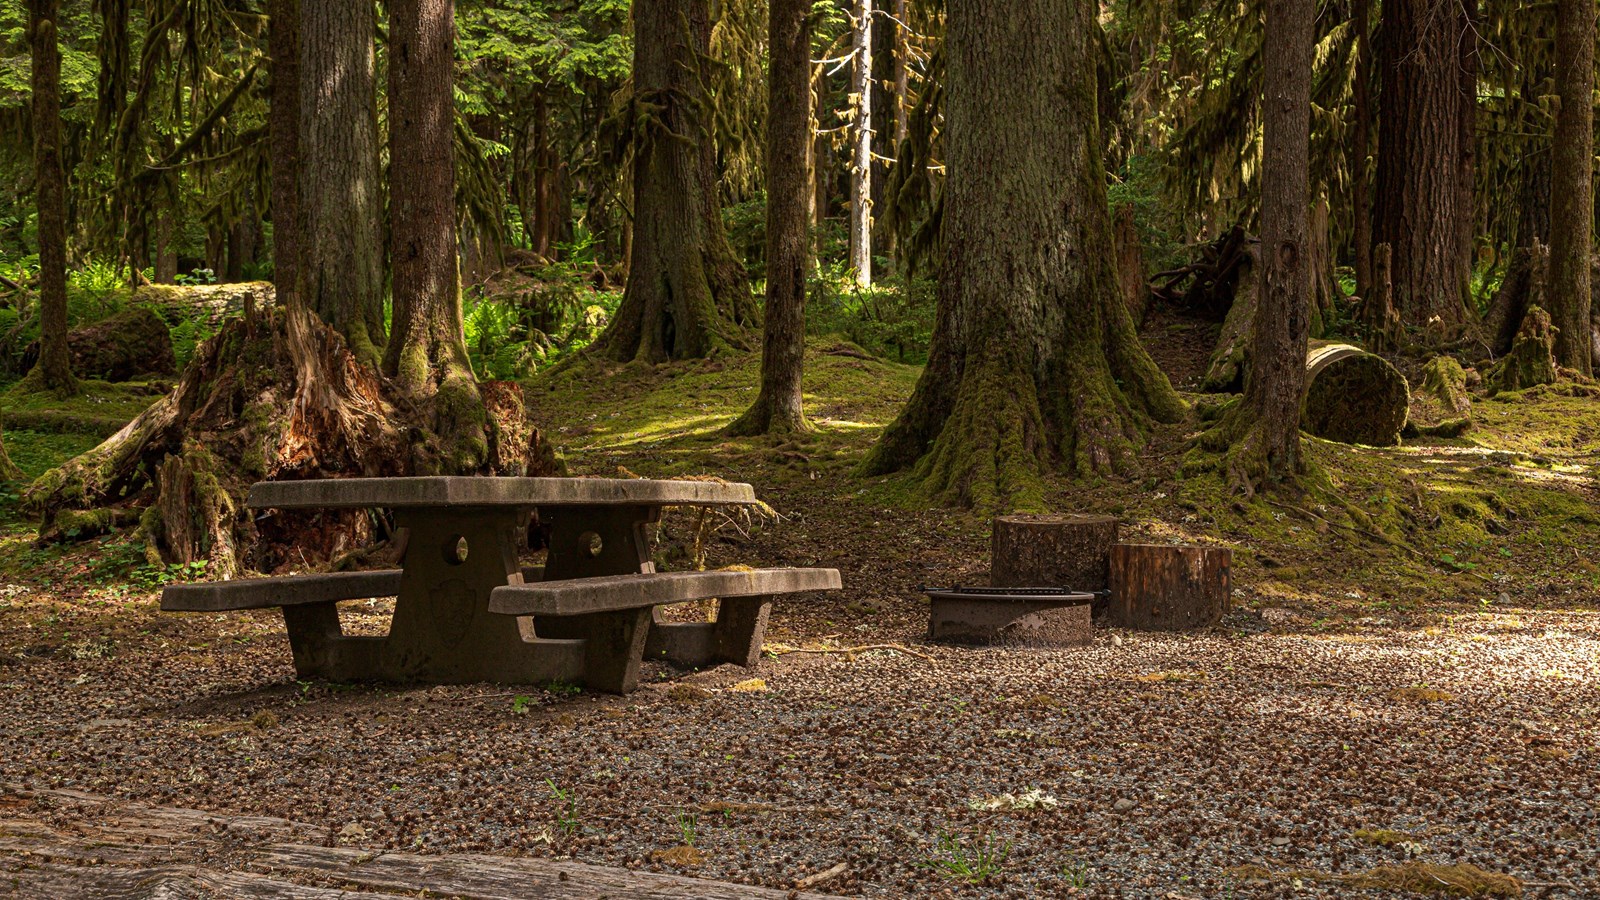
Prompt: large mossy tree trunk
<box><xmin>727</xmin><ymin>0</ymin><xmax>811</xmax><ymax>436</ymax></box>
<box><xmin>27</xmin><ymin>0</ymin><xmax>77</xmax><ymax>396</ymax></box>
<box><xmin>384</xmin><ymin>0</ymin><xmax>489</xmax><ymax>472</ymax></box>
<box><xmin>593</xmin><ymin>0</ymin><xmax>754</xmax><ymax>363</ymax></box>
<box><xmin>859</xmin><ymin>0</ymin><xmax>1183</xmax><ymax>508</ymax></box>
<box><xmin>1548</xmin><ymin>0</ymin><xmax>1594</xmax><ymax>377</ymax></box>
<box><xmin>1373</xmin><ymin>0</ymin><xmax>1478</xmax><ymax>337</ymax></box>
<box><xmin>298</xmin><ymin>0</ymin><xmax>385</xmax><ymax>365</ymax></box>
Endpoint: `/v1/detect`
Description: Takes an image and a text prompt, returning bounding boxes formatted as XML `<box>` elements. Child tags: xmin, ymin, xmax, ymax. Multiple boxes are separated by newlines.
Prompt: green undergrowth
<box><xmin>526</xmin><ymin>337</ymin><xmax>922</xmax><ymax>479</ymax></box>
<box><xmin>2</xmin><ymin>378</ymin><xmax>164</xmax><ymax>436</ymax></box>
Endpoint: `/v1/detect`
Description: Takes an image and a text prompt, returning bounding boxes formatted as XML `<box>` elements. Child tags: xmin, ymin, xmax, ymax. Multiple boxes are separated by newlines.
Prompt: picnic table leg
<box><xmin>713</xmin><ymin>595</ymin><xmax>774</xmax><ymax>668</ymax></box>
<box><xmin>281</xmin><ymin>603</ymin><xmax>340</xmax><ymax>678</ymax></box>
<box><xmin>381</xmin><ymin>506</ymin><xmax>584</xmax><ymax>683</ymax></box>
<box><xmin>534</xmin><ymin>504</ymin><xmax>662</xmax><ymax>692</ymax></box>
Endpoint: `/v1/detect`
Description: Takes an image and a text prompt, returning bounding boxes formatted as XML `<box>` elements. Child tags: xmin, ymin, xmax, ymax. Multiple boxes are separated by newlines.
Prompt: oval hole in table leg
<box><xmin>443</xmin><ymin>534</ymin><xmax>469</xmax><ymax>565</ymax></box>
<box><xmin>578</xmin><ymin>531</ymin><xmax>603</xmax><ymax>558</ymax></box>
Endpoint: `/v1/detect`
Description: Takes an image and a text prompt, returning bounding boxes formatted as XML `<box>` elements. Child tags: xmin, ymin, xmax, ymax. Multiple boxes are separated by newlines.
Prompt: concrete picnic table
<box><xmin>161</xmin><ymin>477</ymin><xmax>841</xmax><ymax>692</ymax></box>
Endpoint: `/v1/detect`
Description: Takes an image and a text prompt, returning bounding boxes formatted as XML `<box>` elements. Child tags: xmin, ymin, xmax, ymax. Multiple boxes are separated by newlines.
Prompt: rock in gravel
<box><xmin>1114</xmin><ymin>798</ymin><xmax>1137</xmax><ymax>812</ymax></box>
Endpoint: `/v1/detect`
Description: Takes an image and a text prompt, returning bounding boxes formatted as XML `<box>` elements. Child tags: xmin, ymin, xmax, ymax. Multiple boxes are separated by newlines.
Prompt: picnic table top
<box><xmin>247</xmin><ymin>476</ymin><xmax>757</xmax><ymax>510</ymax></box>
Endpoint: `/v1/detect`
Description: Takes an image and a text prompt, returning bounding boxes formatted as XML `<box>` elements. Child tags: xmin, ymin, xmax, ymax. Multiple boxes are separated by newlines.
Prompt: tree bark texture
<box><xmin>269</xmin><ymin>0</ymin><xmax>300</xmax><ymax>310</ymax></box>
<box><xmin>0</xmin><ymin>424</ymin><xmax>22</xmax><ymax>482</ymax></box>
<box><xmin>298</xmin><ymin>0</ymin><xmax>385</xmax><ymax>365</ymax></box>
<box><xmin>1232</xmin><ymin>0</ymin><xmax>1313</xmax><ymax>488</ymax></box>
<box><xmin>849</xmin><ymin>0</ymin><xmax>873</xmax><ymax>287</ymax></box>
<box><xmin>386</xmin><ymin>0</ymin><xmax>491</xmax><ymax>473</ymax></box>
<box><xmin>29</xmin><ymin>0</ymin><xmax>76</xmax><ymax>394</ymax></box>
<box><xmin>595</xmin><ymin>0</ymin><xmax>753</xmax><ymax>363</ymax></box>
<box><xmin>1373</xmin><ymin>0</ymin><xmax>1478</xmax><ymax>335</ymax></box>
<box><xmin>1109</xmin><ymin>544</ymin><xmax>1231</xmax><ymax>631</ymax></box>
<box><xmin>1351</xmin><ymin>0</ymin><xmax>1373</xmax><ymax>301</ymax></box>
<box><xmin>1548</xmin><ymin>0</ymin><xmax>1594</xmax><ymax>376</ymax></box>
<box><xmin>727</xmin><ymin>0</ymin><xmax>811</xmax><ymax>435</ymax></box>
<box><xmin>859</xmin><ymin>0</ymin><xmax>1184</xmax><ymax>508</ymax></box>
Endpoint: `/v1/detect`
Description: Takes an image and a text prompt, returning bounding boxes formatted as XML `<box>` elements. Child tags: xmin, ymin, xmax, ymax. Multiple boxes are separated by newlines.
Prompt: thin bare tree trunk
<box><xmin>728</xmin><ymin>0</ymin><xmax>812</xmax><ymax>435</ymax></box>
<box><xmin>269</xmin><ymin>0</ymin><xmax>300</xmax><ymax>310</ymax></box>
<box><xmin>848</xmin><ymin>0</ymin><xmax>873</xmax><ymax>288</ymax></box>
<box><xmin>28</xmin><ymin>0</ymin><xmax>76</xmax><ymax>395</ymax></box>
<box><xmin>1236</xmin><ymin>0</ymin><xmax>1313</xmax><ymax>490</ymax></box>
<box><xmin>1350</xmin><ymin>0</ymin><xmax>1373</xmax><ymax>300</ymax></box>
<box><xmin>1549</xmin><ymin>0</ymin><xmax>1594</xmax><ymax>376</ymax></box>
<box><xmin>385</xmin><ymin>0</ymin><xmax>470</xmax><ymax>395</ymax></box>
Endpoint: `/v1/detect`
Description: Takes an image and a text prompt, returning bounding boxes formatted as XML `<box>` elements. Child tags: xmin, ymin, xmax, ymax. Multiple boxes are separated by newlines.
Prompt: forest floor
<box><xmin>1</xmin><ymin>311</ymin><xmax>1597</xmax><ymax>898</ymax></box>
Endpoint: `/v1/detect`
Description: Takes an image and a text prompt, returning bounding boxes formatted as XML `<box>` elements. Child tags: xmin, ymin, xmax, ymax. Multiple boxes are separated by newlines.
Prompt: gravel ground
<box><xmin>3</xmin><ymin>539</ymin><xmax>1597</xmax><ymax>898</ymax></box>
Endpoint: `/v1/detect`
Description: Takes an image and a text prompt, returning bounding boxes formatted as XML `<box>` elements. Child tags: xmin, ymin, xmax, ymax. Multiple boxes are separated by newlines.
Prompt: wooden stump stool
<box><xmin>992</xmin><ymin>514</ymin><xmax>1118</xmax><ymax>620</ymax></box>
<box><xmin>1109</xmin><ymin>544</ymin><xmax>1231</xmax><ymax>630</ymax></box>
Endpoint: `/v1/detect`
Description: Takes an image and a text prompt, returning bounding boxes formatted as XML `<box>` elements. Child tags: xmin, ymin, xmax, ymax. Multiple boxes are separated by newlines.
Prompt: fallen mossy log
<box><xmin>24</xmin><ymin>306</ymin><xmax>559</xmax><ymax>578</ymax></box>
<box><xmin>20</xmin><ymin>306</ymin><xmax>175</xmax><ymax>381</ymax></box>
<box><xmin>1302</xmin><ymin>343</ymin><xmax>1409</xmax><ymax>447</ymax></box>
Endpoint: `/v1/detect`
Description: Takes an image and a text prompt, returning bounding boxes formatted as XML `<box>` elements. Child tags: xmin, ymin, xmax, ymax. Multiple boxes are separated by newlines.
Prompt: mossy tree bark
<box><xmin>1201</xmin><ymin>0</ymin><xmax>1314</xmax><ymax>494</ymax></box>
<box><xmin>27</xmin><ymin>0</ymin><xmax>77</xmax><ymax>397</ymax></box>
<box><xmin>1548</xmin><ymin>0</ymin><xmax>1594</xmax><ymax>377</ymax></box>
<box><xmin>385</xmin><ymin>0</ymin><xmax>488</xmax><ymax>472</ymax></box>
<box><xmin>0</xmin><ymin>424</ymin><xmax>21</xmax><ymax>482</ymax></box>
<box><xmin>1373</xmin><ymin>0</ymin><xmax>1478</xmax><ymax>337</ymax></box>
<box><xmin>593</xmin><ymin>0</ymin><xmax>755</xmax><ymax>363</ymax></box>
<box><xmin>298</xmin><ymin>0</ymin><xmax>385</xmax><ymax>365</ymax></box>
<box><xmin>727</xmin><ymin>0</ymin><xmax>811</xmax><ymax>436</ymax></box>
<box><xmin>268</xmin><ymin>0</ymin><xmax>298</xmax><ymax>312</ymax></box>
<box><xmin>859</xmin><ymin>0</ymin><xmax>1184</xmax><ymax>509</ymax></box>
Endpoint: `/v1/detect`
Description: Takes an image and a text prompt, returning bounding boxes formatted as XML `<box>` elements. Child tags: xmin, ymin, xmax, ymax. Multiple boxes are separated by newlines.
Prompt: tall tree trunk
<box><xmin>269</xmin><ymin>0</ymin><xmax>300</xmax><ymax>310</ymax></box>
<box><xmin>848</xmin><ymin>0</ymin><xmax>873</xmax><ymax>288</ymax></box>
<box><xmin>727</xmin><ymin>0</ymin><xmax>812</xmax><ymax>436</ymax></box>
<box><xmin>1350</xmin><ymin>0</ymin><xmax>1373</xmax><ymax>301</ymax></box>
<box><xmin>1373</xmin><ymin>0</ymin><xmax>1477</xmax><ymax>336</ymax></box>
<box><xmin>1223</xmin><ymin>0</ymin><xmax>1313</xmax><ymax>493</ymax></box>
<box><xmin>154</xmin><ymin>187</ymin><xmax>178</xmax><ymax>283</ymax></box>
<box><xmin>28</xmin><ymin>0</ymin><xmax>77</xmax><ymax>395</ymax></box>
<box><xmin>1549</xmin><ymin>0</ymin><xmax>1594</xmax><ymax>377</ymax></box>
<box><xmin>594</xmin><ymin>0</ymin><xmax>753</xmax><ymax>363</ymax></box>
<box><xmin>299</xmin><ymin>0</ymin><xmax>385</xmax><ymax>365</ymax></box>
<box><xmin>859</xmin><ymin>0</ymin><xmax>1184</xmax><ymax>508</ymax></box>
<box><xmin>531</xmin><ymin>92</ymin><xmax>553</xmax><ymax>258</ymax></box>
<box><xmin>870</xmin><ymin>0</ymin><xmax>895</xmax><ymax>262</ymax></box>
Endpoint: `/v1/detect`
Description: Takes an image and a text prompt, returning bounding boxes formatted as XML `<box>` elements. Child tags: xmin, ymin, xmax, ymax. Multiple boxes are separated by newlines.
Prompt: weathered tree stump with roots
<box><xmin>1109</xmin><ymin>544</ymin><xmax>1231</xmax><ymax>631</ymax></box>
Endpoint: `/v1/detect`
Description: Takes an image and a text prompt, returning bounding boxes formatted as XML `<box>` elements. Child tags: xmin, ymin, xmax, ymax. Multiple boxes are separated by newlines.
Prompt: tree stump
<box><xmin>1303</xmin><ymin>343</ymin><xmax>1409</xmax><ymax>446</ymax></box>
<box><xmin>1109</xmin><ymin>544</ymin><xmax>1231</xmax><ymax>631</ymax></box>
<box><xmin>991</xmin><ymin>514</ymin><xmax>1119</xmax><ymax>591</ymax></box>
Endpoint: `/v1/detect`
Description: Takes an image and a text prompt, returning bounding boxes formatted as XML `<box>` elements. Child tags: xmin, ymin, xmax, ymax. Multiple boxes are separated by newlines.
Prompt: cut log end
<box><xmin>1303</xmin><ymin>344</ymin><xmax>1409</xmax><ymax>447</ymax></box>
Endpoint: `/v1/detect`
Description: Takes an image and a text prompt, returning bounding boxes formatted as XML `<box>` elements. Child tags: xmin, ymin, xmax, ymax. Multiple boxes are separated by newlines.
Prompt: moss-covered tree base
<box><xmin>1485</xmin><ymin>306</ymin><xmax>1558</xmax><ymax>396</ymax></box>
<box><xmin>24</xmin><ymin>307</ymin><xmax>560</xmax><ymax>578</ymax></box>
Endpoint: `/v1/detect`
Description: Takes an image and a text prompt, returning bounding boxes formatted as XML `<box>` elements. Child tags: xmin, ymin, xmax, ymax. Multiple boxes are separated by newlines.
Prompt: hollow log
<box><xmin>1302</xmin><ymin>343</ymin><xmax>1409</xmax><ymax>446</ymax></box>
<box><xmin>1109</xmin><ymin>543</ymin><xmax>1231</xmax><ymax>631</ymax></box>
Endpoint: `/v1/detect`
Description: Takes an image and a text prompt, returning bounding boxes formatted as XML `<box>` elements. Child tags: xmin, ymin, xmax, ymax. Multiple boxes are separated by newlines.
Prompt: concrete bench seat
<box><xmin>161</xmin><ymin>570</ymin><xmax>405</xmax><ymax>612</ymax></box>
<box><xmin>490</xmin><ymin>567</ymin><xmax>841</xmax><ymax>676</ymax></box>
<box><xmin>487</xmin><ymin>568</ymin><xmax>842</xmax><ymax>617</ymax></box>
